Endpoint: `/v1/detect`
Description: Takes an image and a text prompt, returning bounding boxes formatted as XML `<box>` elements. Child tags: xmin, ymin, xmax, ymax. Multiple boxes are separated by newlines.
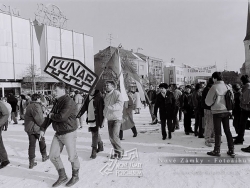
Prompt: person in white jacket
<box><xmin>103</xmin><ymin>80</ymin><xmax>124</xmax><ymax>159</ymax></box>
<box><xmin>205</xmin><ymin>72</ymin><xmax>235</xmax><ymax>158</ymax></box>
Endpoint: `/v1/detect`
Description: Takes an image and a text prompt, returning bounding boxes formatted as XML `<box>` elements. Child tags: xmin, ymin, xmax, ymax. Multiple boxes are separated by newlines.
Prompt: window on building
<box><xmin>176</xmin><ymin>70</ymin><xmax>179</xmax><ymax>75</ymax></box>
<box><xmin>177</xmin><ymin>78</ymin><xmax>180</xmax><ymax>82</ymax></box>
<box><xmin>170</xmin><ymin>70</ymin><xmax>173</xmax><ymax>75</ymax></box>
<box><xmin>170</xmin><ymin>78</ymin><xmax>173</xmax><ymax>83</ymax></box>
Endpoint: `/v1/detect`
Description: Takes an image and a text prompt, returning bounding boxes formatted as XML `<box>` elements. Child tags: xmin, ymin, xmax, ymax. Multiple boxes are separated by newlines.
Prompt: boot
<box><xmin>90</xmin><ymin>147</ymin><xmax>97</xmax><ymax>159</ymax></box>
<box><xmin>119</xmin><ymin>130</ymin><xmax>123</xmax><ymax>140</ymax></box>
<box><xmin>52</xmin><ymin>168</ymin><xmax>68</xmax><ymax>187</ymax></box>
<box><xmin>168</xmin><ymin>131</ymin><xmax>172</xmax><ymax>139</ymax></box>
<box><xmin>97</xmin><ymin>141</ymin><xmax>104</xmax><ymax>153</ymax></box>
<box><xmin>131</xmin><ymin>126</ymin><xmax>137</xmax><ymax>137</ymax></box>
<box><xmin>29</xmin><ymin>158</ymin><xmax>37</xmax><ymax>169</ymax></box>
<box><xmin>207</xmin><ymin>135</ymin><xmax>221</xmax><ymax>157</ymax></box>
<box><xmin>227</xmin><ymin>149</ymin><xmax>235</xmax><ymax>158</ymax></box>
<box><xmin>42</xmin><ymin>154</ymin><xmax>49</xmax><ymax>162</ymax></box>
<box><xmin>66</xmin><ymin>169</ymin><xmax>79</xmax><ymax>187</ymax></box>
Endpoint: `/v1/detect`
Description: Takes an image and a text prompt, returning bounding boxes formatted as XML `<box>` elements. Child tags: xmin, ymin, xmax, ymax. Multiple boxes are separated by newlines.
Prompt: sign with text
<box><xmin>44</xmin><ymin>56</ymin><xmax>98</xmax><ymax>92</ymax></box>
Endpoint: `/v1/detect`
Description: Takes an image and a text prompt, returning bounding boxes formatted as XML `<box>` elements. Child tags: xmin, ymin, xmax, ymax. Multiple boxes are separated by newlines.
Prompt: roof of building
<box><xmin>95</xmin><ymin>46</ymin><xmax>139</xmax><ymax>60</ymax></box>
<box><xmin>244</xmin><ymin>1</ymin><xmax>250</xmax><ymax>41</ymax></box>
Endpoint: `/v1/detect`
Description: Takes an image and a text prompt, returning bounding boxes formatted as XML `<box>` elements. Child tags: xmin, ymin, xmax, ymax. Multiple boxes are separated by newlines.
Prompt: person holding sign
<box><xmin>103</xmin><ymin>80</ymin><xmax>124</xmax><ymax>159</ymax></box>
<box><xmin>40</xmin><ymin>82</ymin><xmax>80</xmax><ymax>187</ymax></box>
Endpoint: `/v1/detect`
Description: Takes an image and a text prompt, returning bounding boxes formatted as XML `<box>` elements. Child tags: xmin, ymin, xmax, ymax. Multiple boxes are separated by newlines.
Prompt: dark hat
<box><xmin>233</xmin><ymin>83</ymin><xmax>241</xmax><ymax>91</ymax></box>
<box><xmin>158</xmin><ymin>83</ymin><xmax>169</xmax><ymax>89</ymax></box>
<box><xmin>185</xmin><ymin>85</ymin><xmax>191</xmax><ymax>89</ymax></box>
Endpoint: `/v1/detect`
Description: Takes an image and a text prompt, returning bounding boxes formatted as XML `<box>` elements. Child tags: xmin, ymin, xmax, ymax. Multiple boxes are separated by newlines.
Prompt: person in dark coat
<box><xmin>146</xmin><ymin>85</ymin><xmax>157</xmax><ymax>124</ymax></box>
<box><xmin>0</xmin><ymin>100</ymin><xmax>10</xmax><ymax>169</ymax></box>
<box><xmin>40</xmin><ymin>82</ymin><xmax>80</xmax><ymax>187</ymax></box>
<box><xmin>154</xmin><ymin>83</ymin><xmax>175</xmax><ymax>140</ymax></box>
<box><xmin>192</xmin><ymin>83</ymin><xmax>204</xmax><ymax>138</ymax></box>
<box><xmin>7</xmin><ymin>93</ymin><xmax>18</xmax><ymax>124</ymax></box>
<box><xmin>180</xmin><ymin>85</ymin><xmax>194</xmax><ymax>135</ymax></box>
<box><xmin>232</xmin><ymin>84</ymin><xmax>242</xmax><ymax>136</ymax></box>
<box><xmin>77</xmin><ymin>89</ymin><xmax>104</xmax><ymax>159</ymax></box>
<box><xmin>24</xmin><ymin>94</ymin><xmax>49</xmax><ymax>169</ymax></box>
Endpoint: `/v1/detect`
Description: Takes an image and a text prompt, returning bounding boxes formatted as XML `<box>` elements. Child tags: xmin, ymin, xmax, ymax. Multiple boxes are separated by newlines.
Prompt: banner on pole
<box><xmin>44</xmin><ymin>56</ymin><xmax>98</xmax><ymax>93</ymax></box>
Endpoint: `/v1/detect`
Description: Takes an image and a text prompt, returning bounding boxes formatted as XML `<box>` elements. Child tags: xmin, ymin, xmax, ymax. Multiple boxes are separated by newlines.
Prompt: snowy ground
<box><xmin>1</xmin><ymin>107</ymin><xmax>250</xmax><ymax>188</ymax></box>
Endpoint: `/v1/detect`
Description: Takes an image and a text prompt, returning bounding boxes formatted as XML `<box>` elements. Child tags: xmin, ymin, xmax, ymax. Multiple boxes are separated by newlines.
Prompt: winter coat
<box><xmin>240</xmin><ymin>83</ymin><xmax>250</xmax><ymax>111</ymax></box>
<box><xmin>121</xmin><ymin>95</ymin><xmax>135</xmax><ymax>131</ymax></box>
<box><xmin>154</xmin><ymin>91</ymin><xmax>176</xmax><ymax>120</ymax></box>
<box><xmin>205</xmin><ymin>81</ymin><xmax>230</xmax><ymax>114</ymax></box>
<box><xmin>180</xmin><ymin>92</ymin><xmax>193</xmax><ymax>112</ymax></box>
<box><xmin>201</xmin><ymin>85</ymin><xmax>212</xmax><ymax>110</ymax></box>
<box><xmin>133</xmin><ymin>92</ymin><xmax>141</xmax><ymax>109</ymax></box>
<box><xmin>7</xmin><ymin>95</ymin><xmax>18</xmax><ymax>112</ymax></box>
<box><xmin>233</xmin><ymin>90</ymin><xmax>242</xmax><ymax>115</ymax></box>
<box><xmin>146</xmin><ymin>90</ymin><xmax>157</xmax><ymax>105</ymax></box>
<box><xmin>103</xmin><ymin>90</ymin><xmax>124</xmax><ymax>121</ymax></box>
<box><xmin>2</xmin><ymin>101</ymin><xmax>12</xmax><ymax>122</ymax></box>
<box><xmin>20</xmin><ymin>99</ymin><xmax>28</xmax><ymax>116</ymax></box>
<box><xmin>78</xmin><ymin>90</ymin><xmax>104</xmax><ymax>132</ymax></box>
<box><xmin>41</xmin><ymin>95</ymin><xmax>77</xmax><ymax>135</ymax></box>
<box><xmin>172</xmin><ymin>89</ymin><xmax>182</xmax><ymax>107</ymax></box>
<box><xmin>24</xmin><ymin>102</ymin><xmax>44</xmax><ymax>135</ymax></box>
<box><xmin>0</xmin><ymin>101</ymin><xmax>9</xmax><ymax>127</ymax></box>
<box><xmin>192</xmin><ymin>90</ymin><xmax>203</xmax><ymax>114</ymax></box>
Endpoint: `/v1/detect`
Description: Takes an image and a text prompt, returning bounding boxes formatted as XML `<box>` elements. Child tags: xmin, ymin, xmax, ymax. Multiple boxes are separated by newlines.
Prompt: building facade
<box><xmin>0</xmin><ymin>4</ymin><xmax>94</xmax><ymax>97</ymax></box>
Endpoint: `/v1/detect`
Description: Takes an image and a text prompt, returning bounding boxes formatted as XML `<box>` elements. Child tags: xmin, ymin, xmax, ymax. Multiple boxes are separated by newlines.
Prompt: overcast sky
<box><xmin>2</xmin><ymin>0</ymin><xmax>249</xmax><ymax>72</ymax></box>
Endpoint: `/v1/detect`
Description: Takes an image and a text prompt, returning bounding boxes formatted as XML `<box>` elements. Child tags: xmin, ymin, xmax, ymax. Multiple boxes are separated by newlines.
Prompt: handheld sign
<box><xmin>44</xmin><ymin>56</ymin><xmax>98</xmax><ymax>93</ymax></box>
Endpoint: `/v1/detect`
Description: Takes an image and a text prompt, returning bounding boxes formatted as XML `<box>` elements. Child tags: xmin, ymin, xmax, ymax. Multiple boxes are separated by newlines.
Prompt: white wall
<box><xmin>84</xmin><ymin>34</ymin><xmax>94</xmax><ymax>71</ymax></box>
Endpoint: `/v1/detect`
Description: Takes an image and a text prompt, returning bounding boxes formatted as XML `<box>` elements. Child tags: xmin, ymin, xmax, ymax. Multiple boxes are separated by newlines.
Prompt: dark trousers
<box><xmin>194</xmin><ymin>110</ymin><xmax>204</xmax><ymax>136</ymax></box>
<box><xmin>28</xmin><ymin>134</ymin><xmax>47</xmax><ymax>160</ymax></box>
<box><xmin>184</xmin><ymin>111</ymin><xmax>192</xmax><ymax>133</ymax></box>
<box><xmin>160</xmin><ymin>117</ymin><xmax>173</xmax><ymax>138</ymax></box>
<box><xmin>179</xmin><ymin>108</ymin><xmax>182</xmax><ymax>120</ymax></box>
<box><xmin>173</xmin><ymin>106</ymin><xmax>179</xmax><ymax>129</ymax></box>
<box><xmin>119</xmin><ymin>126</ymin><xmax>137</xmax><ymax>139</ymax></box>
<box><xmin>233</xmin><ymin>113</ymin><xmax>241</xmax><ymax>134</ymax></box>
<box><xmin>0</xmin><ymin>128</ymin><xmax>8</xmax><ymax>162</ymax></box>
<box><xmin>238</xmin><ymin>109</ymin><xmax>250</xmax><ymax>141</ymax></box>
<box><xmin>213</xmin><ymin>112</ymin><xmax>233</xmax><ymax>149</ymax></box>
<box><xmin>91</xmin><ymin>130</ymin><xmax>102</xmax><ymax>148</ymax></box>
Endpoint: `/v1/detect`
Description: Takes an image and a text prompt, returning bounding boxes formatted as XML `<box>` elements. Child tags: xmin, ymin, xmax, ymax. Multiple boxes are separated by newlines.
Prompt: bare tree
<box><xmin>24</xmin><ymin>64</ymin><xmax>43</xmax><ymax>93</ymax></box>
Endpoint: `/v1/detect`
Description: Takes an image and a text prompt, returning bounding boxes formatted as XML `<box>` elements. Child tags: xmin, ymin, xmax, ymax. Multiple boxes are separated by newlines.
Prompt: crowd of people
<box><xmin>1</xmin><ymin>71</ymin><xmax>250</xmax><ymax>187</ymax></box>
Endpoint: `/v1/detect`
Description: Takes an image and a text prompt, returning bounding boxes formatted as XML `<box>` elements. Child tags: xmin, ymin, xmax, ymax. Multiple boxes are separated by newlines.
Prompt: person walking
<box><xmin>103</xmin><ymin>80</ymin><xmax>124</xmax><ymax>159</ymax></box>
<box><xmin>7</xmin><ymin>93</ymin><xmax>18</xmax><ymax>124</ymax></box>
<box><xmin>24</xmin><ymin>94</ymin><xmax>49</xmax><ymax>169</ymax></box>
<box><xmin>77</xmin><ymin>88</ymin><xmax>104</xmax><ymax>159</ymax></box>
<box><xmin>40</xmin><ymin>82</ymin><xmax>80</xmax><ymax>187</ymax></box>
<box><xmin>119</xmin><ymin>92</ymin><xmax>138</xmax><ymax>140</ymax></box>
<box><xmin>133</xmin><ymin>89</ymin><xmax>141</xmax><ymax>114</ymax></box>
<box><xmin>201</xmin><ymin>78</ymin><xmax>215</xmax><ymax>147</ymax></box>
<box><xmin>180</xmin><ymin>85</ymin><xmax>194</xmax><ymax>135</ymax></box>
<box><xmin>74</xmin><ymin>90</ymin><xmax>84</xmax><ymax>129</ymax></box>
<box><xmin>171</xmin><ymin>84</ymin><xmax>182</xmax><ymax>130</ymax></box>
<box><xmin>154</xmin><ymin>83</ymin><xmax>175</xmax><ymax>140</ymax></box>
<box><xmin>0</xmin><ymin>100</ymin><xmax>10</xmax><ymax>169</ymax></box>
<box><xmin>146</xmin><ymin>85</ymin><xmax>157</xmax><ymax>124</ymax></box>
<box><xmin>205</xmin><ymin>72</ymin><xmax>235</xmax><ymax>158</ymax></box>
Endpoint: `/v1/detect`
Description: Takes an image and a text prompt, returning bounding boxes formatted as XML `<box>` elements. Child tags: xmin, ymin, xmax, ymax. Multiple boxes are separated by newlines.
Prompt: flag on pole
<box><xmin>105</xmin><ymin>49</ymin><xmax>129</xmax><ymax>101</ymax></box>
<box><xmin>121</xmin><ymin>56</ymin><xmax>147</xmax><ymax>102</ymax></box>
